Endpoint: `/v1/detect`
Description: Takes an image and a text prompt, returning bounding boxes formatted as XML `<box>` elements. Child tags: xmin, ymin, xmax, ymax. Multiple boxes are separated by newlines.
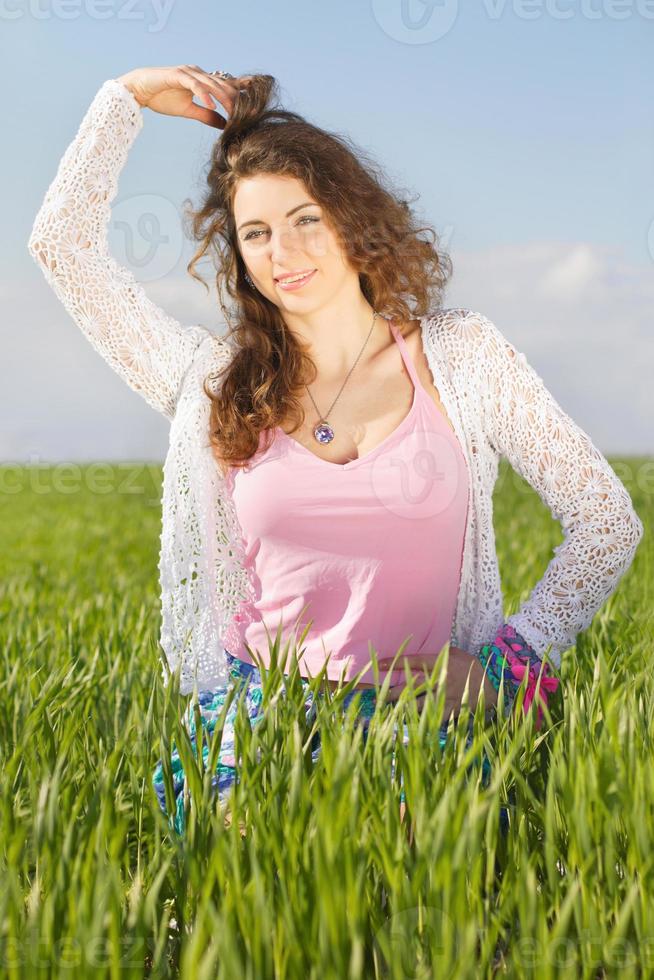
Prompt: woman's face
<box><xmin>233</xmin><ymin>173</ymin><xmax>356</xmax><ymax>312</ymax></box>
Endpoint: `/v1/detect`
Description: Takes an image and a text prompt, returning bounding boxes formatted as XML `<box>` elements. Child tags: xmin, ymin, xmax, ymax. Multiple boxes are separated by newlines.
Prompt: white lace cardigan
<box><xmin>27</xmin><ymin>78</ymin><xmax>644</xmax><ymax>696</ymax></box>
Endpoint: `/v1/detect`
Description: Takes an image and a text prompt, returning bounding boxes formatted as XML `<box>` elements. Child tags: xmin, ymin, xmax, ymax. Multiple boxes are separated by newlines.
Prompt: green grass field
<box><xmin>0</xmin><ymin>457</ymin><xmax>651</xmax><ymax>978</ymax></box>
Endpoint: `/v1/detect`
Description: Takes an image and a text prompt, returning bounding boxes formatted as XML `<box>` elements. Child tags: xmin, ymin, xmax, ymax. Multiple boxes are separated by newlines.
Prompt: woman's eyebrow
<box><xmin>237</xmin><ymin>201</ymin><xmax>319</xmax><ymax>231</ymax></box>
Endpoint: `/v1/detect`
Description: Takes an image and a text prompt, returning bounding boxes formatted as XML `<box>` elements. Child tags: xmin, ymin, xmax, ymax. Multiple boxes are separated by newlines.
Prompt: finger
<box><xmin>385</xmin><ymin>685</ymin><xmax>407</xmax><ymax>703</ymax></box>
<box><xmin>208</xmin><ymin>71</ymin><xmax>256</xmax><ymax>88</ymax></box>
<box><xmin>181</xmin><ymin>98</ymin><xmax>227</xmax><ymax>129</ymax></box>
<box><xmin>175</xmin><ymin>66</ymin><xmax>221</xmax><ymax>108</ymax></box>
<box><xmin>174</xmin><ymin>69</ymin><xmax>227</xmax><ymax>127</ymax></box>
<box><xmin>182</xmin><ymin>65</ymin><xmax>243</xmax><ymax>116</ymax></box>
<box><xmin>210</xmin><ymin>71</ymin><xmax>256</xmax><ymax>90</ymax></box>
<box><xmin>377</xmin><ymin>659</ymin><xmax>416</xmax><ymax>671</ymax></box>
<box><xmin>208</xmin><ymin>72</ymin><xmax>255</xmax><ymax>106</ymax></box>
<box><xmin>379</xmin><ymin>658</ymin><xmax>436</xmax><ymax>674</ymax></box>
<box><xmin>378</xmin><ymin>653</ymin><xmax>442</xmax><ymax>668</ymax></box>
<box><xmin>385</xmin><ymin>685</ymin><xmax>429</xmax><ymax>704</ymax></box>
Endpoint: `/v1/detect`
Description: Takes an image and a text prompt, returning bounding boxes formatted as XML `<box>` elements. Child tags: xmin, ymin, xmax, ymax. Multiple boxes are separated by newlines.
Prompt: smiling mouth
<box><xmin>275</xmin><ymin>269</ymin><xmax>317</xmax><ymax>288</ymax></box>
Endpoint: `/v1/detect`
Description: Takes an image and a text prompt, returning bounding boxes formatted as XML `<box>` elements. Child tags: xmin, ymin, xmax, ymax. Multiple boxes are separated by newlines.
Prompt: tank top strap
<box><xmin>389</xmin><ymin>319</ymin><xmax>421</xmax><ymax>388</ymax></box>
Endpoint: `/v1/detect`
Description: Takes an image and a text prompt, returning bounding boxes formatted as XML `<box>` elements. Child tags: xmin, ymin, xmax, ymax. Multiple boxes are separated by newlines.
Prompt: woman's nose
<box><xmin>269</xmin><ymin>227</ymin><xmax>302</xmax><ymax>263</ymax></box>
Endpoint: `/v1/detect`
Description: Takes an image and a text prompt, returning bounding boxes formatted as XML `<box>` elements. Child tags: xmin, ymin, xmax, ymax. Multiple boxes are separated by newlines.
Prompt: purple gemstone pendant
<box><xmin>313</xmin><ymin>421</ymin><xmax>335</xmax><ymax>444</ymax></box>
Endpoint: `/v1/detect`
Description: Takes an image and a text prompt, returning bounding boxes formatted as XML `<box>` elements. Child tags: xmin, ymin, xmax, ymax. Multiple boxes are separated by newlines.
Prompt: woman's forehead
<box><xmin>233</xmin><ymin>174</ymin><xmax>313</xmax><ymax>217</ymax></box>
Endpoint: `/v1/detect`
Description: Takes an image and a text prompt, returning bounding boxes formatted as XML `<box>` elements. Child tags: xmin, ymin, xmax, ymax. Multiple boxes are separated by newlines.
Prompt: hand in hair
<box><xmin>116</xmin><ymin>64</ymin><xmax>254</xmax><ymax>129</ymax></box>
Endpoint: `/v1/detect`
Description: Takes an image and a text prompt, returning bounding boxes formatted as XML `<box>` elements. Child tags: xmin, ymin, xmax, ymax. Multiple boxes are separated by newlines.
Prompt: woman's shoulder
<box><xmin>424</xmin><ymin>307</ymin><xmax>498</xmax><ymax>343</ymax></box>
<box><xmin>421</xmin><ymin>308</ymin><xmax>505</xmax><ymax>371</ymax></box>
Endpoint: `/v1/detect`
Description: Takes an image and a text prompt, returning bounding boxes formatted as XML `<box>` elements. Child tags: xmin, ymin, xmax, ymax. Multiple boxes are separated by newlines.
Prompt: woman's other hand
<box><xmin>378</xmin><ymin>645</ymin><xmax>499</xmax><ymax>720</ymax></box>
<box><xmin>116</xmin><ymin>65</ymin><xmax>255</xmax><ymax>129</ymax></box>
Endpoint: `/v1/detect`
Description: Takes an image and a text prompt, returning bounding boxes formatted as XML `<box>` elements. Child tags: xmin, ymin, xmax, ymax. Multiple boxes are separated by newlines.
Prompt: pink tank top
<box><xmin>224</xmin><ymin>319</ymin><xmax>470</xmax><ymax>686</ymax></box>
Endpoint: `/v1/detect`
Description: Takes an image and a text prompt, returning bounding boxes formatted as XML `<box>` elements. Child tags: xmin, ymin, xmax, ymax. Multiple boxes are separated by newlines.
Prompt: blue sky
<box><xmin>5</xmin><ymin>0</ymin><xmax>653</xmax><ymax>462</ymax></box>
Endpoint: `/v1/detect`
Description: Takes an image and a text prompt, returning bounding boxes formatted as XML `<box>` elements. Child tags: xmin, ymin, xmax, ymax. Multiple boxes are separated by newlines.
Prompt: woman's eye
<box><xmin>243</xmin><ymin>215</ymin><xmax>320</xmax><ymax>241</ymax></box>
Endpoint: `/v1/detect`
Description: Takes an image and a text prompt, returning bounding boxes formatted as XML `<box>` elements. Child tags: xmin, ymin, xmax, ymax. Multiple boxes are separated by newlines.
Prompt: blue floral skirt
<box><xmin>153</xmin><ymin>650</ymin><xmax>510</xmax><ymax>837</ymax></box>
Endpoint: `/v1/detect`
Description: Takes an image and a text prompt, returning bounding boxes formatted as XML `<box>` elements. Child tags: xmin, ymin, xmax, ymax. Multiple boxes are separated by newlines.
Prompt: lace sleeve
<box><xmin>476</xmin><ymin>311</ymin><xmax>644</xmax><ymax>669</ymax></box>
<box><xmin>26</xmin><ymin>77</ymin><xmax>208</xmax><ymax>421</ymax></box>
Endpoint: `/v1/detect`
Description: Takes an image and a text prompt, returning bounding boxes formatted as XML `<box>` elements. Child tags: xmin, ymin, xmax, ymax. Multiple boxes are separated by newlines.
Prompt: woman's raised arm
<box><xmin>26</xmin><ymin>67</ymin><xmax>249</xmax><ymax>419</ymax></box>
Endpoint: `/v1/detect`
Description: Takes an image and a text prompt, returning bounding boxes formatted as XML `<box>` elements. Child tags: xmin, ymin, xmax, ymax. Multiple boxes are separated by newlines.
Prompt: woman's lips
<box><xmin>275</xmin><ymin>269</ymin><xmax>317</xmax><ymax>291</ymax></box>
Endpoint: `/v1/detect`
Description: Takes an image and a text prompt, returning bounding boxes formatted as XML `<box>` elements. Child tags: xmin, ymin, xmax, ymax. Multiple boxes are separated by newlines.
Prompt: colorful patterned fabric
<box><xmin>475</xmin><ymin>623</ymin><xmax>561</xmax><ymax>729</ymax></box>
<box><xmin>153</xmin><ymin>650</ymin><xmax>510</xmax><ymax>837</ymax></box>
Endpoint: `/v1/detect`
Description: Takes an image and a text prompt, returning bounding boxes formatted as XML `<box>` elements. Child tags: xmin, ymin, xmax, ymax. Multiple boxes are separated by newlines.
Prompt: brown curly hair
<box><xmin>183</xmin><ymin>73</ymin><xmax>453</xmax><ymax>476</ymax></box>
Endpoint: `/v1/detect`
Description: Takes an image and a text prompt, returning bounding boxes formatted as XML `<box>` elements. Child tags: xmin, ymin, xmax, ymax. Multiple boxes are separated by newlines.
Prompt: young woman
<box><xmin>28</xmin><ymin>65</ymin><xmax>643</xmax><ymax>837</ymax></box>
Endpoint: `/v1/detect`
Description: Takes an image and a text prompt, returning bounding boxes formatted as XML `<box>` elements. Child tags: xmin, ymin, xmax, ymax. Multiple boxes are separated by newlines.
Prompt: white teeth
<box><xmin>279</xmin><ymin>271</ymin><xmax>312</xmax><ymax>284</ymax></box>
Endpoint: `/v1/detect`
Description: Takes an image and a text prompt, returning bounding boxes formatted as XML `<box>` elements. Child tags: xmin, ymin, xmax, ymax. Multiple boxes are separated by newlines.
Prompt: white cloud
<box><xmin>444</xmin><ymin>240</ymin><xmax>653</xmax><ymax>454</ymax></box>
<box><xmin>539</xmin><ymin>243</ymin><xmax>603</xmax><ymax>299</ymax></box>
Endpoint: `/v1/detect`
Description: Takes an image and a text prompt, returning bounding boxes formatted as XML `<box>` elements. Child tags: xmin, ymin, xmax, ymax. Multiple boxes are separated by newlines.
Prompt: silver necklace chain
<box><xmin>305</xmin><ymin>310</ymin><xmax>380</xmax><ymax>445</ymax></box>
